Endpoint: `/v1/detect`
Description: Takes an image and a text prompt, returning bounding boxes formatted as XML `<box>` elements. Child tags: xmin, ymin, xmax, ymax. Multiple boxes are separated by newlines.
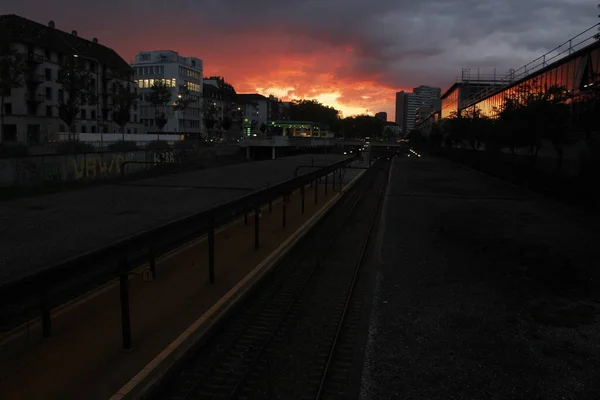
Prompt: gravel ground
<box><xmin>0</xmin><ymin>154</ymin><xmax>349</xmax><ymax>284</ymax></box>
<box><xmin>360</xmin><ymin>156</ymin><xmax>600</xmax><ymax>400</ymax></box>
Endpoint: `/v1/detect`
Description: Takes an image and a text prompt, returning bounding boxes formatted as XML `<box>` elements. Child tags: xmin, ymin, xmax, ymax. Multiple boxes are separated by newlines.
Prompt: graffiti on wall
<box><xmin>153</xmin><ymin>151</ymin><xmax>175</xmax><ymax>165</ymax></box>
<box><xmin>72</xmin><ymin>153</ymin><xmax>127</xmax><ymax>180</ymax></box>
<box><xmin>19</xmin><ymin>159</ymin><xmax>62</xmax><ymax>184</ymax></box>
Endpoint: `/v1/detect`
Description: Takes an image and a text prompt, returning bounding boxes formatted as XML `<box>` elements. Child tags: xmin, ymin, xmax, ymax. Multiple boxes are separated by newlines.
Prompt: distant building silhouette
<box><xmin>375</xmin><ymin>111</ymin><xmax>387</xmax><ymax>121</ymax></box>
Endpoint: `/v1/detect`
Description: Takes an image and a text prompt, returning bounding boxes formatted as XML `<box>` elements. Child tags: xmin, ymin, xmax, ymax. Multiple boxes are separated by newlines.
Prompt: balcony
<box><xmin>27</xmin><ymin>53</ymin><xmax>44</xmax><ymax>64</ymax></box>
<box><xmin>26</xmin><ymin>93</ymin><xmax>45</xmax><ymax>104</ymax></box>
<box><xmin>26</xmin><ymin>73</ymin><xmax>45</xmax><ymax>85</ymax></box>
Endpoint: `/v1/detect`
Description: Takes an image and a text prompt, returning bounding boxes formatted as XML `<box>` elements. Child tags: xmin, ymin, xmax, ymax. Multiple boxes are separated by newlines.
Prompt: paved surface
<box><xmin>0</xmin><ymin>167</ymin><xmax>363</xmax><ymax>400</ymax></box>
<box><xmin>0</xmin><ymin>154</ymin><xmax>350</xmax><ymax>284</ymax></box>
<box><xmin>360</xmin><ymin>156</ymin><xmax>600</xmax><ymax>399</ymax></box>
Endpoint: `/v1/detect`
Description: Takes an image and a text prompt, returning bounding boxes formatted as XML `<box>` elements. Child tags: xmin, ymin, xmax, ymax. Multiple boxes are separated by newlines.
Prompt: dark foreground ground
<box><xmin>360</xmin><ymin>156</ymin><xmax>600</xmax><ymax>400</ymax></box>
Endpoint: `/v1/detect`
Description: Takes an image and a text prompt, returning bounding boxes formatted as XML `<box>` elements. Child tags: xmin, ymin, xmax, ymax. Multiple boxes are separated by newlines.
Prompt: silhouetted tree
<box><xmin>290</xmin><ymin>99</ymin><xmax>341</xmax><ymax>133</ymax></box>
<box><xmin>0</xmin><ymin>40</ymin><xmax>23</xmax><ymax>143</ymax></box>
<box><xmin>221</xmin><ymin>116</ymin><xmax>232</xmax><ymax>131</ymax></box>
<box><xmin>112</xmin><ymin>82</ymin><xmax>138</xmax><ymax>140</ymax></box>
<box><xmin>342</xmin><ymin>115</ymin><xmax>384</xmax><ymax>139</ymax></box>
<box><xmin>56</xmin><ymin>55</ymin><xmax>97</xmax><ymax>140</ymax></box>
<box><xmin>175</xmin><ymin>84</ymin><xmax>192</xmax><ymax>136</ymax></box>
<box><xmin>149</xmin><ymin>79</ymin><xmax>172</xmax><ymax>137</ymax></box>
<box><xmin>202</xmin><ymin>99</ymin><xmax>218</xmax><ymax>136</ymax></box>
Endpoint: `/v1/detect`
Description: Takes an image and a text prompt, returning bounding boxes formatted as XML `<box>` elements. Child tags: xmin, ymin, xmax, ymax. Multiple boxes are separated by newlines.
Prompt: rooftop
<box><xmin>0</xmin><ymin>14</ymin><xmax>131</xmax><ymax>74</ymax></box>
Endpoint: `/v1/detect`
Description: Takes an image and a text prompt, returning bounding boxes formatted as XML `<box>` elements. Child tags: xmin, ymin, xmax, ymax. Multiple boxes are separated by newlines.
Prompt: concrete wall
<box><xmin>0</xmin><ymin>146</ymin><xmax>239</xmax><ymax>187</ymax></box>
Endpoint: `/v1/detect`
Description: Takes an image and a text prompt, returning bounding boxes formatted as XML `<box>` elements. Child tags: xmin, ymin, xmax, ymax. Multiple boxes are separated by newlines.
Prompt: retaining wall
<box><xmin>0</xmin><ymin>146</ymin><xmax>240</xmax><ymax>187</ymax></box>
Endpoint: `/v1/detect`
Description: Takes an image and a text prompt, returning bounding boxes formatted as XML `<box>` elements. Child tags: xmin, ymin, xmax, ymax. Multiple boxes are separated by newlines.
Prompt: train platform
<box><xmin>359</xmin><ymin>156</ymin><xmax>600</xmax><ymax>399</ymax></box>
<box><xmin>0</xmin><ymin>154</ymin><xmax>350</xmax><ymax>284</ymax></box>
<box><xmin>0</xmin><ymin>160</ymin><xmax>368</xmax><ymax>400</ymax></box>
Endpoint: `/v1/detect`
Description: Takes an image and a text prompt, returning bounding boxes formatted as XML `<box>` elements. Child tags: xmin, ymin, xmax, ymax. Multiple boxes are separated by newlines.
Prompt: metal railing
<box><xmin>462</xmin><ymin>23</ymin><xmax>600</xmax><ymax>108</ymax></box>
<box><xmin>0</xmin><ymin>155</ymin><xmax>357</xmax><ymax>350</ymax></box>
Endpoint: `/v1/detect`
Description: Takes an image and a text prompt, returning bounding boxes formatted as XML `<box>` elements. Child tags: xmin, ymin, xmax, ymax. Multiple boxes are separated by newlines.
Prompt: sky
<box><xmin>1</xmin><ymin>1</ymin><xmax>598</xmax><ymax>120</ymax></box>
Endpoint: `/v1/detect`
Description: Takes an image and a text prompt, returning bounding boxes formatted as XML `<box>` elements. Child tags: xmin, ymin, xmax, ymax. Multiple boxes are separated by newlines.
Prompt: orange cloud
<box><xmin>115</xmin><ymin>30</ymin><xmax>399</xmax><ymax>120</ymax></box>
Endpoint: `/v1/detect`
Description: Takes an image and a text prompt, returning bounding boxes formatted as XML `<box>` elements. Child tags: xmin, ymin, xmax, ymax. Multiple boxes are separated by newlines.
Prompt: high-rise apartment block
<box><xmin>395</xmin><ymin>85</ymin><xmax>441</xmax><ymax>135</ymax></box>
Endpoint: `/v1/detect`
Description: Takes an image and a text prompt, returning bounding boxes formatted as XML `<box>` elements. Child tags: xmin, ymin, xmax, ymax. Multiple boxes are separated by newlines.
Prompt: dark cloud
<box><xmin>1</xmin><ymin>0</ymin><xmax>597</xmax><ymax>118</ymax></box>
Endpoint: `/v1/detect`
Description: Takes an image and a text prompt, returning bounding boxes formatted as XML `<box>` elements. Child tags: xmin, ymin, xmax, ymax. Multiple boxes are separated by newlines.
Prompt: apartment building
<box><xmin>395</xmin><ymin>85</ymin><xmax>441</xmax><ymax>134</ymax></box>
<box><xmin>203</xmin><ymin>76</ymin><xmax>237</xmax><ymax>134</ymax></box>
<box><xmin>0</xmin><ymin>14</ymin><xmax>142</xmax><ymax>144</ymax></box>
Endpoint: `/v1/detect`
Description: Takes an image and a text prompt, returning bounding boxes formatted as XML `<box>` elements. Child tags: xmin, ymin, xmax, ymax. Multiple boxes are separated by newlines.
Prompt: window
<box><xmin>27</xmin><ymin>103</ymin><xmax>37</xmax><ymax>116</ymax></box>
<box><xmin>81</xmin><ymin>126</ymin><xmax>87</xmax><ymax>133</ymax></box>
<box><xmin>45</xmin><ymin>68</ymin><xmax>52</xmax><ymax>81</ymax></box>
<box><xmin>134</xmin><ymin>128</ymin><xmax>138</xmax><ymax>134</ymax></box>
<box><xmin>81</xmin><ymin>109</ymin><xmax>87</xmax><ymax>119</ymax></box>
<box><xmin>91</xmin><ymin>79</ymin><xmax>96</xmax><ymax>92</ymax></box>
<box><xmin>46</xmin><ymin>105</ymin><xmax>52</xmax><ymax>117</ymax></box>
<box><xmin>58</xmin><ymin>89</ymin><xmax>64</xmax><ymax>102</ymax></box>
<box><xmin>4</xmin><ymin>103</ymin><xmax>12</xmax><ymax>115</ymax></box>
<box><xmin>80</xmin><ymin>93</ymin><xmax>86</xmax><ymax>105</ymax></box>
<box><xmin>45</xmin><ymin>87</ymin><xmax>52</xmax><ymax>100</ymax></box>
<box><xmin>91</xmin><ymin>126</ymin><xmax>96</xmax><ymax>133</ymax></box>
<box><xmin>45</xmin><ymin>49</ymin><xmax>51</xmax><ymax>60</ymax></box>
<box><xmin>91</xmin><ymin>109</ymin><xmax>96</xmax><ymax>119</ymax></box>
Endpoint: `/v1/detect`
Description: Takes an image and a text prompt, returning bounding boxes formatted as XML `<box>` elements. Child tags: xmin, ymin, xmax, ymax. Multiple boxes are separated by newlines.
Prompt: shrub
<box><xmin>146</xmin><ymin>140</ymin><xmax>172</xmax><ymax>150</ymax></box>
<box><xmin>55</xmin><ymin>140</ymin><xmax>96</xmax><ymax>154</ymax></box>
<box><xmin>173</xmin><ymin>140</ymin><xmax>195</xmax><ymax>150</ymax></box>
<box><xmin>0</xmin><ymin>143</ymin><xmax>29</xmax><ymax>158</ymax></box>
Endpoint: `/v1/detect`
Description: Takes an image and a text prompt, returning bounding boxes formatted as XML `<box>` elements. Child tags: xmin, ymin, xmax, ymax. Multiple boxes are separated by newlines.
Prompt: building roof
<box><xmin>0</xmin><ymin>14</ymin><xmax>132</xmax><ymax>74</ymax></box>
<box><xmin>237</xmin><ymin>93</ymin><xmax>268</xmax><ymax>101</ymax></box>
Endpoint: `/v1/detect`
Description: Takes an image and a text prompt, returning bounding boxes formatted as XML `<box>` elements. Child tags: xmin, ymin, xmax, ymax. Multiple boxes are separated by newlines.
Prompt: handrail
<box><xmin>0</xmin><ymin>157</ymin><xmax>354</xmax><ymax>295</ymax></box>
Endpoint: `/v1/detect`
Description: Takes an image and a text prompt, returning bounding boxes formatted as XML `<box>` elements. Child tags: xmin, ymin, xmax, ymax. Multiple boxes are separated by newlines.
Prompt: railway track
<box><xmin>156</xmin><ymin>160</ymin><xmax>388</xmax><ymax>400</ymax></box>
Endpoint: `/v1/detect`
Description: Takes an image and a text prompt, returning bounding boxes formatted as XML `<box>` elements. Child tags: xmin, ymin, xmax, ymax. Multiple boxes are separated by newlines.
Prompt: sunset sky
<box><xmin>1</xmin><ymin>1</ymin><xmax>597</xmax><ymax>120</ymax></box>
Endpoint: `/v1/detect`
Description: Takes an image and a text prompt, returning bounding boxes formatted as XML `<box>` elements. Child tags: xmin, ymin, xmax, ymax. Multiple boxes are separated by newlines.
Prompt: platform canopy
<box><xmin>270</xmin><ymin>120</ymin><xmax>328</xmax><ymax>129</ymax></box>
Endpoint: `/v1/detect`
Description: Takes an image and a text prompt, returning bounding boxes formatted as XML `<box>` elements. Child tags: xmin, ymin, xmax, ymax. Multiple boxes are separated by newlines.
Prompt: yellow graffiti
<box><xmin>73</xmin><ymin>154</ymin><xmax>125</xmax><ymax>179</ymax></box>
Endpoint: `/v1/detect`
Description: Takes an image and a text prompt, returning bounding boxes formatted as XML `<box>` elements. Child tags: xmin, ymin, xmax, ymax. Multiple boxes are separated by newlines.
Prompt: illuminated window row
<box><xmin>185</xmin><ymin>81</ymin><xmax>201</xmax><ymax>92</ymax></box>
<box><xmin>134</xmin><ymin>65</ymin><xmax>164</xmax><ymax>76</ymax></box>
<box><xmin>136</xmin><ymin>78</ymin><xmax>177</xmax><ymax>89</ymax></box>
<box><xmin>179</xmin><ymin>66</ymin><xmax>201</xmax><ymax>80</ymax></box>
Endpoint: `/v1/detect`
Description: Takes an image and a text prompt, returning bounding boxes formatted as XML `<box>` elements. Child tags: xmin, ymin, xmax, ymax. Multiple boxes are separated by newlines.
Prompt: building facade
<box><xmin>0</xmin><ymin>14</ymin><xmax>143</xmax><ymax>144</ymax></box>
<box><xmin>395</xmin><ymin>86</ymin><xmax>441</xmax><ymax>135</ymax></box>
<box><xmin>462</xmin><ymin>42</ymin><xmax>599</xmax><ymax>118</ymax></box>
<box><xmin>441</xmin><ymin>35</ymin><xmax>600</xmax><ymax>120</ymax></box>
<box><xmin>236</xmin><ymin>94</ymin><xmax>283</xmax><ymax>136</ymax></box>
<box><xmin>395</xmin><ymin>91</ymin><xmax>417</xmax><ymax>134</ymax></box>
<box><xmin>203</xmin><ymin>76</ymin><xmax>237</xmax><ymax>136</ymax></box>
<box><xmin>132</xmin><ymin>50</ymin><xmax>203</xmax><ymax>137</ymax></box>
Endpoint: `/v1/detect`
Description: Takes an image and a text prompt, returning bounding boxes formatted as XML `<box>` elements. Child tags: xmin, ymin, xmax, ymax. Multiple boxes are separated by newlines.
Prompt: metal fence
<box><xmin>0</xmin><ymin>155</ymin><xmax>357</xmax><ymax>350</ymax></box>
